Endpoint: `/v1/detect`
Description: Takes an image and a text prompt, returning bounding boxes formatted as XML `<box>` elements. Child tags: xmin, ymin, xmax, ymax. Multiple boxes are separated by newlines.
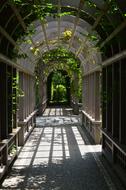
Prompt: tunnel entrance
<box><xmin>47</xmin><ymin>70</ymin><xmax>70</xmax><ymax>106</ymax></box>
<box><xmin>1</xmin><ymin>0</ymin><xmax>126</xmax><ymax>187</ymax></box>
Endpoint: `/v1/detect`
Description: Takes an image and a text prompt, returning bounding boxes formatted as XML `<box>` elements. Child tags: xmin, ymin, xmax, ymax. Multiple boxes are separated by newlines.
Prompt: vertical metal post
<box><xmin>0</xmin><ymin>63</ymin><xmax>8</xmax><ymax>139</ymax></box>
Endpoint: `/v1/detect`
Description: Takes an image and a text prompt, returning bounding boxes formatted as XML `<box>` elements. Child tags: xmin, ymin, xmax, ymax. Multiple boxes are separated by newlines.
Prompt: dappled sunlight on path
<box><xmin>1</xmin><ymin>108</ymin><xmax>116</xmax><ymax>190</ymax></box>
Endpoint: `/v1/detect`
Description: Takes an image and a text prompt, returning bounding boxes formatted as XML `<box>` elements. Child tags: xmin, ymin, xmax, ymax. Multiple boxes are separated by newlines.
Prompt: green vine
<box><xmin>34</xmin><ymin>47</ymin><xmax>82</xmax><ymax>105</ymax></box>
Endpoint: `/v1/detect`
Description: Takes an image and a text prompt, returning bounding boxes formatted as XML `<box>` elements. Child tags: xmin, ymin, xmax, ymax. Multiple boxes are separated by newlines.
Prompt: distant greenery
<box><xmin>52</xmin><ymin>72</ymin><xmax>66</xmax><ymax>86</ymax></box>
<box><xmin>51</xmin><ymin>72</ymin><xmax>67</xmax><ymax>103</ymax></box>
<box><xmin>35</xmin><ymin>47</ymin><xmax>82</xmax><ymax>105</ymax></box>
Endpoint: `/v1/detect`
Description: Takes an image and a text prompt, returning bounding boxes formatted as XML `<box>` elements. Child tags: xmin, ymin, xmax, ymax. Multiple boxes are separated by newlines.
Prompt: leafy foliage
<box><xmin>52</xmin><ymin>72</ymin><xmax>66</xmax><ymax>86</ymax></box>
<box><xmin>51</xmin><ymin>72</ymin><xmax>67</xmax><ymax>103</ymax></box>
<box><xmin>35</xmin><ymin>47</ymin><xmax>82</xmax><ymax>104</ymax></box>
<box><xmin>42</xmin><ymin>47</ymin><xmax>80</xmax><ymax>73</ymax></box>
<box><xmin>33</xmin><ymin>3</ymin><xmax>56</xmax><ymax>21</ymax></box>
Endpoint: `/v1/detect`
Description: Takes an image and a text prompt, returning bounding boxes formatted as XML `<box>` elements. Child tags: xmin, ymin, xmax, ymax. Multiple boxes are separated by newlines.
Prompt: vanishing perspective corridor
<box><xmin>1</xmin><ymin>0</ymin><xmax>126</xmax><ymax>189</ymax></box>
<box><xmin>0</xmin><ymin>108</ymin><xmax>123</xmax><ymax>190</ymax></box>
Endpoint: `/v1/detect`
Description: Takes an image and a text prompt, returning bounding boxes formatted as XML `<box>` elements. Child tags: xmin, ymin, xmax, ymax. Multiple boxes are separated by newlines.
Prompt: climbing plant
<box><xmin>41</xmin><ymin>47</ymin><xmax>80</xmax><ymax>71</ymax></box>
<box><xmin>35</xmin><ymin>47</ymin><xmax>82</xmax><ymax>105</ymax></box>
<box><xmin>51</xmin><ymin>72</ymin><xmax>67</xmax><ymax>103</ymax></box>
<box><xmin>9</xmin><ymin>0</ymin><xmax>123</xmax><ymax>106</ymax></box>
<box><xmin>9</xmin><ymin>0</ymin><xmax>75</xmax><ymax>59</ymax></box>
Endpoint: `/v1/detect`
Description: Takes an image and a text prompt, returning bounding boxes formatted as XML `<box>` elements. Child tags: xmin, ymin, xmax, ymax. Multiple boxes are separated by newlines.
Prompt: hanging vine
<box><xmin>34</xmin><ymin>47</ymin><xmax>82</xmax><ymax>105</ymax></box>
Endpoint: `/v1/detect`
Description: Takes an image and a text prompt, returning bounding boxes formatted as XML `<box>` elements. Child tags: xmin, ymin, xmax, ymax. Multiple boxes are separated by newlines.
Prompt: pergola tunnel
<box><xmin>0</xmin><ymin>0</ymin><xmax>126</xmax><ymax>187</ymax></box>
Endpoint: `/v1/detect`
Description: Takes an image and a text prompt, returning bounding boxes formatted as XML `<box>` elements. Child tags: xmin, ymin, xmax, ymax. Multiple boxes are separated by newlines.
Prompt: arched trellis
<box><xmin>1</xmin><ymin>0</ymin><xmax>125</xmax><ymax>71</ymax></box>
<box><xmin>0</xmin><ymin>0</ymin><xmax>126</xmax><ymax>184</ymax></box>
<box><xmin>34</xmin><ymin>47</ymin><xmax>82</xmax><ymax>113</ymax></box>
<box><xmin>13</xmin><ymin>16</ymin><xmax>101</xmax><ymax>74</ymax></box>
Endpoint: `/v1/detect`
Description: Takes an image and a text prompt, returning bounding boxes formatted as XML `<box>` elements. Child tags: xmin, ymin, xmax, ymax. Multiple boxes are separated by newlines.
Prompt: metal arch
<box><xmin>1</xmin><ymin>0</ymin><xmax>124</xmax><ymax>45</ymax></box>
<box><xmin>6</xmin><ymin>12</ymin><xmax>33</xmax><ymax>55</ymax></box>
<box><xmin>0</xmin><ymin>53</ymin><xmax>34</xmax><ymax>75</ymax></box>
<box><xmin>100</xmin><ymin>19</ymin><xmax>126</xmax><ymax>48</ymax></box>
<box><xmin>0</xmin><ymin>0</ymin><xmax>125</xmax><ymax>75</ymax></box>
<box><xmin>18</xmin><ymin>17</ymin><xmax>97</xmax><ymax>58</ymax></box>
<box><xmin>10</xmin><ymin>4</ymin><xmax>43</xmax><ymax>59</ymax></box>
<box><xmin>68</xmin><ymin>0</ymin><xmax>85</xmax><ymax>49</ymax></box>
<box><xmin>76</xmin><ymin>5</ymin><xmax>108</xmax><ymax>56</ymax></box>
<box><xmin>57</xmin><ymin>0</ymin><xmax>61</xmax><ymax>46</ymax></box>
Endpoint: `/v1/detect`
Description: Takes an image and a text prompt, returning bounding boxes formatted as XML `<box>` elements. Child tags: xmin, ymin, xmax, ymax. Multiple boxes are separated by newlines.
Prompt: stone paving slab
<box><xmin>36</xmin><ymin>116</ymin><xmax>81</xmax><ymax>127</ymax></box>
<box><xmin>0</xmin><ymin>111</ymin><xmax>118</xmax><ymax>190</ymax></box>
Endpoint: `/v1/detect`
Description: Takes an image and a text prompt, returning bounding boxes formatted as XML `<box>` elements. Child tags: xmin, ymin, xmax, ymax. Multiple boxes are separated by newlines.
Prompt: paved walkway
<box><xmin>0</xmin><ymin>108</ymin><xmax>120</xmax><ymax>189</ymax></box>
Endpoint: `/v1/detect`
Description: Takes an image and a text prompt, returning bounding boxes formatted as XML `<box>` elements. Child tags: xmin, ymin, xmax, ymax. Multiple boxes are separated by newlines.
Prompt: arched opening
<box><xmin>0</xmin><ymin>0</ymin><xmax>126</xmax><ymax>188</ymax></box>
<box><xmin>34</xmin><ymin>47</ymin><xmax>82</xmax><ymax>113</ymax></box>
<box><xmin>47</xmin><ymin>70</ymin><xmax>70</xmax><ymax>106</ymax></box>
